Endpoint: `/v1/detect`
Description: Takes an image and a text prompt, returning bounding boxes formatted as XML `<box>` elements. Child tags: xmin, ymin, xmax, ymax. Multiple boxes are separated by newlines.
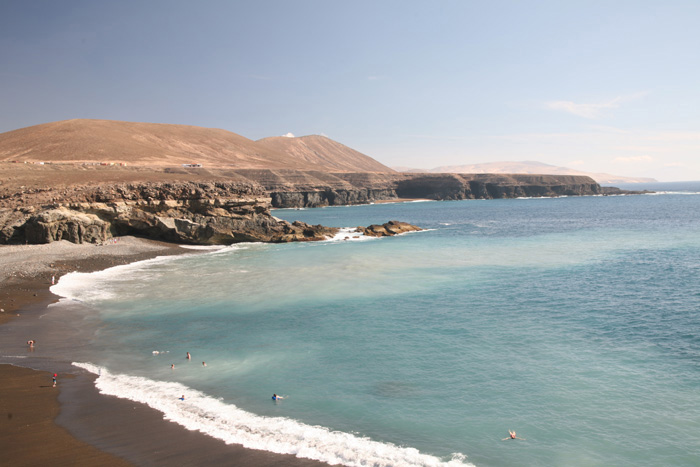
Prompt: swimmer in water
<box><xmin>502</xmin><ymin>430</ymin><xmax>525</xmax><ymax>441</ymax></box>
<box><xmin>171</xmin><ymin>364</ymin><xmax>175</xmax><ymax>370</ymax></box>
<box><xmin>186</xmin><ymin>352</ymin><xmax>191</xmax><ymax>360</ymax></box>
<box><xmin>202</xmin><ymin>361</ymin><xmax>206</xmax><ymax>366</ymax></box>
<box><xmin>272</xmin><ymin>393</ymin><xmax>284</xmax><ymax>401</ymax></box>
<box><xmin>179</xmin><ymin>395</ymin><xmax>185</xmax><ymax>401</ymax></box>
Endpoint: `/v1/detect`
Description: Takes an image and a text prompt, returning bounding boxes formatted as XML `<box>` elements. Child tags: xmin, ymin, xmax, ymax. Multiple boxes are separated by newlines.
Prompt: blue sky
<box><xmin>1</xmin><ymin>1</ymin><xmax>699</xmax><ymax>180</ymax></box>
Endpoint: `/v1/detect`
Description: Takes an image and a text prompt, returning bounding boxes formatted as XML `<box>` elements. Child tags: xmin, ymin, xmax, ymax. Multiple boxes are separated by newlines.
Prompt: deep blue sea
<box><xmin>17</xmin><ymin>186</ymin><xmax>700</xmax><ymax>466</ymax></box>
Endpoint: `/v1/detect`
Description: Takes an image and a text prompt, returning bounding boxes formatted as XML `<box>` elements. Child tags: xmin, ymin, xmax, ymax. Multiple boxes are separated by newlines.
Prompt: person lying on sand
<box><xmin>502</xmin><ymin>430</ymin><xmax>525</xmax><ymax>440</ymax></box>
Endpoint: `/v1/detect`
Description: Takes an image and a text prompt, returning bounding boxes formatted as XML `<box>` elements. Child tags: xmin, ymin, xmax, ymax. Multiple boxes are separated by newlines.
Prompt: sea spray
<box><xmin>73</xmin><ymin>362</ymin><xmax>473</xmax><ymax>467</ymax></box>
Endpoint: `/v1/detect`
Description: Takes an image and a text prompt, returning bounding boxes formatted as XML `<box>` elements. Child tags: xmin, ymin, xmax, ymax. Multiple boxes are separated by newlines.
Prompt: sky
<box><xmin>1</xmin><ymin>1</ymin><xmax>699</xmax><ymax>181</ymax></box>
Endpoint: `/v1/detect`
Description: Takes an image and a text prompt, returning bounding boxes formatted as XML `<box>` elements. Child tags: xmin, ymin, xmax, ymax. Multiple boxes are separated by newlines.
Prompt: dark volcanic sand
<box><xmin>0</xmin><ymin>238</ymin><xmax>328</xmax><ymax>466</ymax></box>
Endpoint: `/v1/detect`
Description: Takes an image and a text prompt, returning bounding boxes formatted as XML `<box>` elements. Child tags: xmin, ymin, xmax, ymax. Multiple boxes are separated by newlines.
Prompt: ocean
<box><xmin>12</xmin><ymin>184</ymin><xmax>700</xmax><ymax>466</ymax></box>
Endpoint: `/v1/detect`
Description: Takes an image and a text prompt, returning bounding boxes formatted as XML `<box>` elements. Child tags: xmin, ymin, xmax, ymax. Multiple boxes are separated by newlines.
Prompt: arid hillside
<box><xmin>257</xmin><ymin>134</ymin><xmax>389</xmax><ymax>173</ymax></box>
<box><xmin>0</xmin><ymin>119</ymin><xmax>394</xmax><ymax>173</ymax></box>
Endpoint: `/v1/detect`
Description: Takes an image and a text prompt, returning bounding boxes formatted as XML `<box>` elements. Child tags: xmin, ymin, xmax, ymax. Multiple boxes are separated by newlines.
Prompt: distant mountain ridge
<box><xmin>393</xmin><ymin>161</ymin><xmax>656</xmax><ymax>185</ymax></box>
<box><xmin>0</xmin><ymin>119</ymin><xmax>394</xmax><ymax>173</ymax></box>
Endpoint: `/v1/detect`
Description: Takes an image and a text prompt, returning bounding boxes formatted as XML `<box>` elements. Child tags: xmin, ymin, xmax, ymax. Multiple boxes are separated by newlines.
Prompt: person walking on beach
<box><xmin>502</xmin><ymin>430</ymin><xmax>525</xmax><ymax>440</ymax></box>
<box><xmin>52</xmin><ymin>373</ymin><xmax>57</xmax><ymax>387</ymax></box>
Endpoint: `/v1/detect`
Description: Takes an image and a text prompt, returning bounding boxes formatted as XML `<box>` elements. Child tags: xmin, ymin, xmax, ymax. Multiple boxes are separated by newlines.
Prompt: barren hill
<box><xmin>0</xmin><ymin>119</ymin><xmax>394</xmax><ymax>173</ymax></box>
<box><xmin>257</xmin><ymin>135</ymin><xmax>391</xmax><ymax>173</ymax></box>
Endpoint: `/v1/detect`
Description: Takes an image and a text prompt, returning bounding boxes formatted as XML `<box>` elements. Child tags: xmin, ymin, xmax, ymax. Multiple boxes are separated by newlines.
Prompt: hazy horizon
<box><xmin>2</xmin><ymin>1</ymin><xmax>699</xmax><ymax>182</ymax></box>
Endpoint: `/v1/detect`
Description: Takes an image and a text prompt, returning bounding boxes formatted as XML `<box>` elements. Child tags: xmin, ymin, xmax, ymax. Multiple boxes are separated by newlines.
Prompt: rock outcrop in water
<box><xmin>356</xmin><ymin>221</ymin><xmax>423</xmax><ymax>237</ymax></box>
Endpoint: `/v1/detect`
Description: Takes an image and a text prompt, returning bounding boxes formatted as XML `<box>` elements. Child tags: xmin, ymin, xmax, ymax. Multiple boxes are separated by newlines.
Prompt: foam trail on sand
<box><xmin>50</xmin><ymin>254</ymin><xmax>184</xmax><ymax>302</ymax></box>
<box><xmin>73</xmin><ymin>362</ymin><xmax>472</xmax><ymax>467</ymax></box>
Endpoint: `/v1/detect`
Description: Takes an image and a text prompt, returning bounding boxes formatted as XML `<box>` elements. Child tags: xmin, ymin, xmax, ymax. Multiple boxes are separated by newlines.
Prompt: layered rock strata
<box><xmin>0</xmin><ymin>171</ymin><xmax>611</xmax><ymax>245</ymax></box>
<box><xmin>0</xmin><ymin>181</ymin><xmax>337</xmax><ymax>245</ymax></box>
<box><xmin>0</xmin><ymin>181</ymin><xmax>423</xmax><ymax>245</ymax></box>
<box><xmin>259</xmin><ymin>172</ymin><xmax>604</xmax><ymax>208</ymax></box>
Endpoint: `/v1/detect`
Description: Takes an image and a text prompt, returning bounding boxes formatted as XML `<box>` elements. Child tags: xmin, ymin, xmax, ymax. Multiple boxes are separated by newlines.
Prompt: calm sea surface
<box><xmin>16</xmin><ymin>186</ymin><xmax>700</xmax><ymax>466</ymax></box>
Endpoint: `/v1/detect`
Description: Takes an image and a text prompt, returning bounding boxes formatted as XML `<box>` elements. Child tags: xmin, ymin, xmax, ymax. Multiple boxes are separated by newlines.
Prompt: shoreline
<box><xmin>0</xmin><ymin>237</ymin><xmax>328</xmax><ymax>466</ymax></box>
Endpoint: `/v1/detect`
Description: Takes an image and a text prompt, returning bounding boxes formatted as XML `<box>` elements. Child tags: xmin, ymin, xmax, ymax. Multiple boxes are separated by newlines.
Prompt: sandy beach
<box><xmin>0</xmin><ymin>237</ymin><xmax>328</xmax><ymax>466</ymax></box>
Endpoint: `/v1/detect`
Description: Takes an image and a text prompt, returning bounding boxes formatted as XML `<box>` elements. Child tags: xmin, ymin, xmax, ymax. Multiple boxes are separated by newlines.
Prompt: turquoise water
<box><xmin>48</xmin><ymin>191</ymin><xmax>700</xmax><ymax>466</ymax></box>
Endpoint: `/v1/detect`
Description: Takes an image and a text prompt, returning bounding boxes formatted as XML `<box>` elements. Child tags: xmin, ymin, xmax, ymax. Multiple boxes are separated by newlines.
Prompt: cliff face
<box><xmin>0</xmin><ymin>182</ymin><xmax>339</xmax><ymax>245</ymax></box>
<box><xmin>264</xmin><ymin>172</ymin><xmax>603</xmax><ymax>208</ymax></box>
<box><xmin>0</xmin><ymin>168</ymin><xmax>603</xmax><ymax>245</ymax></box>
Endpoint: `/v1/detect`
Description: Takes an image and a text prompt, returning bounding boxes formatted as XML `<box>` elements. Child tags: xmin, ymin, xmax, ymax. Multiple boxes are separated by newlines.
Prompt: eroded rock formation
<box><xmin>0</xmin><ymin>181</ymin><xmax>424</xmax><ymax>245</ymax></box>
<box><xmin>0</xmin><ymin>180</ymin><xmax>335</xmax><ymax>245</ymax></box>
<box><xmin>0</xmin><ymin>170</ymin><xmax>613</xmax><ymax>245</ymax></box>
<box><xmin>357</xmin><ymin>221</ymin><xmax>423</xmax><ymax>237</ymax></box>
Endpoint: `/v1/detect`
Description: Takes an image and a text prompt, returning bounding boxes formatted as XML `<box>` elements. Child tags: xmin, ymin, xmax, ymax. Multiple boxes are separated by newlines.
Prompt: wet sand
<box><xmin>0</xmin><ymin>238</ymin><xmax>328</xmax><ymax>466</ymax></box>
<box><xmin>0</xmin><ymin>364</ymin><xmax>131</xmax><ymax>466</ymax></box>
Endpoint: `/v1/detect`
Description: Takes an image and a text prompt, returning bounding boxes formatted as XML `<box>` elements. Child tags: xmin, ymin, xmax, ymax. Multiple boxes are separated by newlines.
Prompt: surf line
<box><xmin>73</xmin><ymin>362</ymin><xmax>473</xmax><ymax>466</ymax></box>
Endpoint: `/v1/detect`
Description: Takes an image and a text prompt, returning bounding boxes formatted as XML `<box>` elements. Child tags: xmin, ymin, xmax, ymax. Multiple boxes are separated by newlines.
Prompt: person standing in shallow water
<box><xmin>52</xmin><ymin>373</ymin><xmax>57</xmax><ymax>387</ymax></box>
<box><xmin>186</xmin><ymin>352</ymin><xmax>191</xmax><ymax>360</ymax></box>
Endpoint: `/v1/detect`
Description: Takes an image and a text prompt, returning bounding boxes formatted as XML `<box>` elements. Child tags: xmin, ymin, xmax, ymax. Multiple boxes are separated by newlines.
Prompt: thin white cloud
<box><xmin>545</xmin><ymin>91</ymin><xmax>649</xmax><ymax>119</ymax></box>
<box><xmin>282</xmin><ymin>132</ymin><xmax>295</xmax><ymax>138</ymax></box>
<box><xmin>546</xmin><ymin>98</ymin><xmax>621</xmax><ymax>119</ymax></box>
<box><xmin>614</xmin><ymin>155</ymin><xmax>653</xmax><ymax>163</ymax></box>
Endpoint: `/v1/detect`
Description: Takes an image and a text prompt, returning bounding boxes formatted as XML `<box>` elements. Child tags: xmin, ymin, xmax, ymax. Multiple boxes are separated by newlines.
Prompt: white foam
<box><xmin>325</xmin><ymin>227</ymin><xmax>426</xmax><ymax>243</ymax></box>
<box><xmin>73</xmin><ymin>362</ymin><xmax>473</xmax><ymax>467</ymax></box>
<box><xmin>179</xmin><ymin>245</ymin><xmax>228</xmax><ymax>250</ymax></box>
<box><xmin>49</xmin><ymin>254</ymin><xmax>182</xmax><ymax>303</ymax></box>
<box><xmin>200</xmin><ymin>243</ymin><xmax>254</xmax><ymax>256</ymax></box>
<box><xmin>327</xmin><ymin>228</ymin><xmax>376</xmax><ymax>243</ymax></box>
<box><xmin>644</xmin><ymin>191</ymin><xmax>700</xmax><ymax>196</ymax></box>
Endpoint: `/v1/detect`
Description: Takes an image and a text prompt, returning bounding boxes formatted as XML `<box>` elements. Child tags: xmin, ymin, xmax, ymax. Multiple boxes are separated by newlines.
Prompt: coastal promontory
<box><xmin>0</xmin><ymin>119</ymin><xmax>613</xmax><ymax>245</ymax></box>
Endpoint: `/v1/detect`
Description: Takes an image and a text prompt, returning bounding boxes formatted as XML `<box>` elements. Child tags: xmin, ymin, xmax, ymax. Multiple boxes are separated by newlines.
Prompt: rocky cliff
<box><xmin>0</xmin><ymin>167</ymin><xmax>607</xmax><ymax>245</ymax></box>
<box><xmin>0</xmin><ymin>180</ymin><xmax>427</xmax><ymax>245</ymax></box>
<box><xmin>263</xmin><ymin>172</ymin><xmax>604</xmax><ymax>207</ymax></box>
<box><xmin>0</xmin><ymin>181</ymin><xmax>341</xmax><ymax>245</ymax></box>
